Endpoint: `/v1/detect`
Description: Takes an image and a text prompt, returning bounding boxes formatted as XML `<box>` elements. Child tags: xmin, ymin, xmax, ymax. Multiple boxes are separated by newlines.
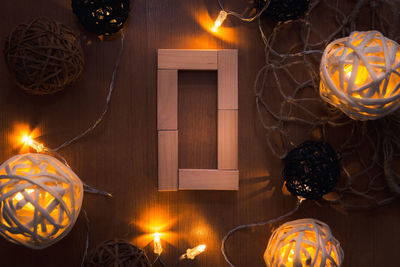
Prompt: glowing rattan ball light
<box><xmin>320</xmin><ymin>30</ymin><xmax>400</xmax><ymax>120</ymax></box>
<box><xmin>264</xmin><ymin>218</ymin><xmax>343</xmax><ymax>267</ymax></box>
<box><xmin>0</xmin><ymin>153</ymin><xmax>83</xmax><ymax>249</ymax></box>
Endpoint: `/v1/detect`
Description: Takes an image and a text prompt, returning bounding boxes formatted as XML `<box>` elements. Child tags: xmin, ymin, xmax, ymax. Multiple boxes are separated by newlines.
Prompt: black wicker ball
<box><xmin>86</xmin><ymin>239</ymin><xmax>151</xmax><ymax>267</ymax></box>
<box><xmin>71</xmin><ymin>0</ymin><xmax>130</xmax><ymax>36</ymax></box>
<box><xmin>283</xmin><ymin>141</ymin><xmax>341</xmax><ymax>200</ymax></box>
<box><xmin>255</xmin><ymin>0</ymin><xmax>310</xmax><ymax>22</ymax></box>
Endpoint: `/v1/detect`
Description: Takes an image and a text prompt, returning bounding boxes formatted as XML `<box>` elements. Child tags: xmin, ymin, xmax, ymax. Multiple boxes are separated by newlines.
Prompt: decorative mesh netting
<box><xmin>252</xmin><ymin>0</ymin><xmax>400</xmax><ymax>208</ymax></box>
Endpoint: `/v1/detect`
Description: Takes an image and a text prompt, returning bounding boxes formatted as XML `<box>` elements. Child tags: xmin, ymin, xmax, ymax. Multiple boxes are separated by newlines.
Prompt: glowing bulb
<box><xmin>344</xmin><ymin>64</ymin><xmax>369</xmax><ymax>85</ymax></box>
<box><xmin>14</xmin><ymin>189</ymin><xmax>35</xmax><ymax>201</ymax></box>
<box><xmin>22</xmin><ymin>134</ymin><xmax>44</xmax><ymax>153</ymax></box>
<box><xmin>153</xmin><ymin>232</ymin><xmax>163</xmax><ymax>255</ymax></box>
<box><xmin>182</xmin><ymin>244</ymin><xmax>206</xmax><ymax>260</ymax></box>
<box><xmin>14</xmin><ymin>192</ymin><xmax>24</xmax><ymax>201</ymax></box>
<box><xmin>344</xmin><ymin>64</ymin><xmax>352</xmax><ymax>78</ymax></box>
<box><xmin>212</xmin><ymin>11</ymin><xmax>227</xmax><ymax>32</ymax></box>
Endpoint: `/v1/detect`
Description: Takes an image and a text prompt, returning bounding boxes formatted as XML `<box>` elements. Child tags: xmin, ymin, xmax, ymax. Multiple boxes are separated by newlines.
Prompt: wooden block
<box><xmin>158</xmin><ymin>70</ymin><xmax>178</xmax><ymax>130</ymax></box>
<box><xmin>158</xmin><ymin>49</ymin><xmax>218</xmax><ymax>70</ymax></box>
<box><xmin>179</xmin><ymin>169</ymin><xmax>239</xmax><ymax>190</ymax></box>
<box><xmin>218</xmin><ymin>50</ymin><xmax>238</xmax><ymax>109</ymax></box>
<box><xmin>218</xmin><ymin>110</ymin><xmax>238</xmax><ymax>170</ymax></box>
<box><xmin>158</xmin><ymin>131</ymin><xmax>178</xmax><ymax>191</ymax></box>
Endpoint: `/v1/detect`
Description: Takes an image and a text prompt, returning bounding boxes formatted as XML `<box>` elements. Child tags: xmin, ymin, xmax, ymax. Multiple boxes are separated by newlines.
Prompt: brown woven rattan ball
<box><xmin>86</xmin><ymin>239</ymin><xmax>151</xmax><ymax>267</ymax></box>
<box><xmin>4</xmin><ymin>17</ymin><xmax>84</xmax><ymax>95</ymax></box>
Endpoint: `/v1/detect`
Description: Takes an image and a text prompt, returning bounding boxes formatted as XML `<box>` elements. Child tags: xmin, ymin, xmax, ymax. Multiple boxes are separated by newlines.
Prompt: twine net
<box><xmin>253</xmin><ymin>0</ymin><xmax>400</xmax><ymax>208</ymax></box>
<box><xmin>264</xmin><ymin>218</ymin><xmax>343</xmax><ymax>267</ymax></box>
<box><xmin>3</xmin><ymin>17</ymin><xmax>84</xmax><ymax>95</ymax></box>
<box><xmin>85</xmin><ymin>239</ymin><xmax>151</xmax><ymax>267</ymax></box>
<box><xmin>0</xmin><ymin>153</ymin><xmax>83</xmax><ymax>249</ymax></box>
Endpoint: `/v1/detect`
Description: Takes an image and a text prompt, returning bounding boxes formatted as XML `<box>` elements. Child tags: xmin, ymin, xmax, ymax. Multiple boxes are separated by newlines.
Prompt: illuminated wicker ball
<box><xmin>320</xmin><ymin>31</ymin><xmax>400</xmax><ymax>120</ymax></box>
<box><xmin>264</xmin><ymin>218</ymin><xmax>344</xmax><ymax>267</ymax></box>
<box><xmin>86</xmin><ymin>239</ymin><xmax>151</xmax><ymax>267</ymax></box>
<box><xmin>283</xmin><ymin>141</ymin><xmax>341</xmax><ymax>200</ymax></box>
<box><xmin>0</xmin><ymin>153</ymin><xmax>83</xmax><ymax>249</ymax></box>
<box><xmin>3</xmin><ymin>18</ymin><xmax>84</xmax><ymax>95</ymax></box>
<box><xmin>72</xmin><ymin>0</ymin><xmax>130</xmax><ymax>36</ymax></box>
<box><xmin>255</xmin><ymin>0</ymin><xmax>310</xmax><ymax>22</ymax></box>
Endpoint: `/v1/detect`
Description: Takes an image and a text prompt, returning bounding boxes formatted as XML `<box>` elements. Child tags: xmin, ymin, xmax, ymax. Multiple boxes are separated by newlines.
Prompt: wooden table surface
<box><xmin>0</xmin><ymin>0</ymin><xmax>399</xmax><ymax>266</ymax></box>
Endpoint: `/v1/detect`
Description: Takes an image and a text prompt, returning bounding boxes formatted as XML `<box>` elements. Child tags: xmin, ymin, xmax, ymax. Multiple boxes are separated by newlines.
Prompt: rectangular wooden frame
<box><xmin>158</xmin><ymin>49</ymin><xmax>238</xmax><ymax>191</ymax></box>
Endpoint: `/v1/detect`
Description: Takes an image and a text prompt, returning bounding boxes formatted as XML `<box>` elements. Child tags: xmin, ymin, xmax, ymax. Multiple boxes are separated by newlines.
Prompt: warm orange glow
<box><xmin>212</xmin><ymin>11</ymin><xmax>227</xmax><ymax>32</ymax></box>
<box><xmin>344</xmin><ymin>64</ymin><xmax>369</xmax><ymax>86</ymax></box>
<box><xmin>277</xmin><ymin>234</ymin><xmax>318</xmax><ymax>265</ymax></box>
<box><xmin>14</xmin><ymin>188</ymin><xmax>35</xmax><ymax>202</ymax></box>
<box><xmin>14</xmin><ymin>192</ymin><xmax>24</xmax><ymax>202</ymax></box>
<box><xmin>193</xmin><ymin>9</ymin><xmax>236</xmax><ymax>44</ymax></box>
<box><xmin>271</xmin><ymin>231</ymin><xmax>340</xmax><ymax>266</ymax></box>
<box><xmin>9</xmin><ymin>124</ymin><xmax>41</xmax><ymax>153</ymax></box>
<box><xmin>320</xmin><ymin>31</ymin><xmax>400</xmax><ymax>120</ymax></box>
<box><xmin>184</xmin><ymin>244</ymin><xmax>206</xmax><ymax>260</ymax></box>
<box><xmin>264</xmin><ymin>219</ymin><xmax>343</xmax><ymax>267</ymax></box>
<box><xmin>132</xmin><ymin>207</ymin><xmax>178</xmax><ymax>248</ymax></box>
<box><xmin>153</xmin><ymin>232</ymin><xmax>163</xmax><ymax>255</ymax></box>
<box><xmin>0</xmin><ymin>154</ymin><xmax>84</xmax><ymax>249</ymax></box>
<box><xmin>21</xmin><ymin>134</ymin><xmax>44</xmax><ymax>152</ymax></box>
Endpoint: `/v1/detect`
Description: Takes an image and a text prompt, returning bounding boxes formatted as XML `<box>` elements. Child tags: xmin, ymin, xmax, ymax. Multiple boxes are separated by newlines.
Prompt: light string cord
<box><xmin>30</xmin><ymin>31</ymin><xmax>125</xmax><ymax>265</ymax></box>
<box><xmin>221</xmin><ymin>198</ymin><xmax>302</xmax><ymax>267</ymax></box>
<box><xmin>176</xmin><ymin>255</ymin><xmax>194</xmax><ymax>267</ymax></box>
<box><xmin>35</xmin><ymin>32</ymin><xmax>126</xmax><ymax>197</ymax></box>
<box><xmin>80</xmin><ymin>209</ymin><xmax>90</xmax><ymax>267</ymax></box>
<box><xmin>217</xmin><ymin>0</ymin><xmax>400</xmax><ymax>208</ymax></box>
<box><xmin>37</xmin><ymin>148</ymin><xmax>113</xmax><ymax>197</ymax></box>
<box><xmin>151</xmin><ymin>251</ymin><xmax>197</xmax><ymax>267</ymax></box>
<box><xmin>217</xmin><ymin>0</ymin><xmax>270</xmax><ymax>22</ymax></box>
<box><xmin>50</xmin><ymin>31</ymin><xmax>125</xmax><ymax>152</ymax></box>
<box><xmin>153</xmin><ymin>255</ymin><xmax>167</xmax><ymax>267</ymax></box>
<box><xmin>217</xmin><ymin>0</ymin><xmax>323</xmax><ymax>58</ymax></box>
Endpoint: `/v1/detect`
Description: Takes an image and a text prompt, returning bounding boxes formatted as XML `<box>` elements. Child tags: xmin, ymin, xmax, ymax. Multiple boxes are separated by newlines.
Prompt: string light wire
<box><xmin>51</xmin><ymin>31</ymin><xmax>125</xmax><ymax>152</ymax></box>
<box><xmin>21</xmin><ymin>31</ymin><xmax>125</xmax><ymax>266</ymax></box>
<box><xmin>214</xmin><ymin>0</ymin><xmax>400</xmax><ymax>209</ymax></box>
<box><xmin>221</xmin><ymin>199</ymin><xmax>302</xmax><ymax>267</ymax></box>
<box><xmin>217</xmin><ymin>0</ymin><xmax>270</xmax><ymax>22</ymax></box>
<box><xmin>80</xmin><ymin>209</ymin><xmax>90</xmax><ymax>267</ymax></box>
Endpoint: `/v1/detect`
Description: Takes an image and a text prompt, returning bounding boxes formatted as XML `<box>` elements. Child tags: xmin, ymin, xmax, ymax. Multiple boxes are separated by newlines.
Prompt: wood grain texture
<box><xmin>159</xmin><ymin>50</ymin><xmax>238</xmax><ymax>188</ymax></box>
<box><xmin>179</xmin><ymin>169</ymin><xmax>239</xmax><ymax>190</ymax></box>
<box><xmin>0</xmin><ymin>1</ymin><xmax>398</xmax><ymax>267</ymax></box>
<box><xmin>157</xmin><ymin>69</ymin><xmax>178</xmax><ymax>130</ymax></box>
<box><xmin>218</xmin><ymin>50</ymin><xmax>238</xmax><ymax>109</ymax></box>
<box><xmin>158</xmin><ymin>131</ymin><xmax>178</xmax><ymax>191</ymax></box>
<box><xmin>178</xmin><ymin>71</ymin><xmax>217</xmax><ymax>171</ymax></box>
<box><xmin>218</xmin><ymin>109</ymin><xmax>238</xmax><ymax>170</ymax></box>
<box><xmin>158</xmin><ymin>49</ymin><xmax>218</xmax><ymax>70</ymax></box>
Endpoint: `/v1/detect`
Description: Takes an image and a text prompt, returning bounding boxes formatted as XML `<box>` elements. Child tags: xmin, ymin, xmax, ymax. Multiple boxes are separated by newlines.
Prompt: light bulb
<box><xmin>22</xmin><ymin>134</ymin><xmax>44</xmax><ymax>153</ymax></box>
<box><xmin>153</xmin><ymin>232</ymin><xmax>163</xmax><ymax>255</ymax></box>
<box><xmin>182</xmin><ymin>244</ymin><xmax>206</xmax><ymax>260</ymax></box>
<box><xmin>212</xmin><ymin>11</ymin><xmax>227</xmax><ymax>32</ymax></box>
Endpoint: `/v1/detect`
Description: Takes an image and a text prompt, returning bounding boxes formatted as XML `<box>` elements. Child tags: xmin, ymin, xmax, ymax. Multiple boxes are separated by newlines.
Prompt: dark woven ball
<box><xmin>255</xmin><ymin>0</ymin><xmax>310</xmax><ymax>22</ymax></box>
<box><xmin>86</xmin><ymin>239</ymin><xmax>151</xmax><ymax>267</ymax></box>
<box><xmin>283</xmin><ymin>141</ymin><xmax>341</xmax><ymax>200</ymax></box>
<box><xmin>4</xmin><ymin>18</ymin><xmax>84</xmax><ymax>95</ymax></box>
<box><xmin>72</xmin><ymin>0</ymin><xmax>130</xmax><ymax>36</ymax></box>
